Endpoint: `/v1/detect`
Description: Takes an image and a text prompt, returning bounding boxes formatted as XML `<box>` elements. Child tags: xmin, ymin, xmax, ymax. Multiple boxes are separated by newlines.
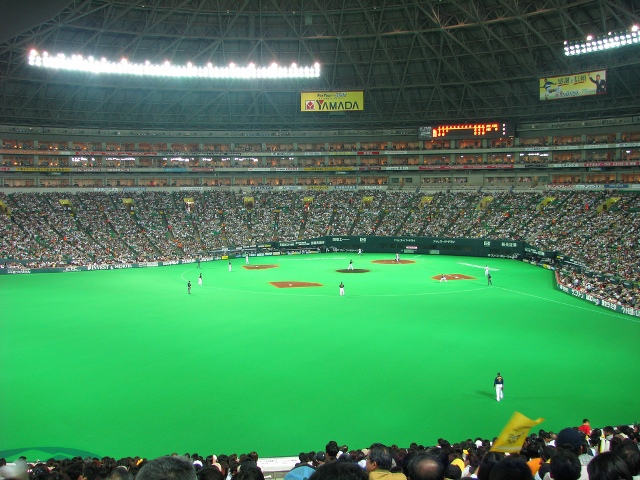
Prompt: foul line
<box><xmin>493</xmin><ymin>284</ymin><xmax>640</xmax><ymax>325</ymax></box>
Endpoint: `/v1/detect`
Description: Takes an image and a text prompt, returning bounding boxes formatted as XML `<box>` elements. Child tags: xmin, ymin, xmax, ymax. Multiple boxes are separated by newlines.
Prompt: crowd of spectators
<box><xmin>2</xmin><ymin>135</ymin><xmax>639</xmax><ymax>172</ymax></box>
<box><xmin>1</xmin><ymin>422</ymin><xmax>639</xmax><ymax>480</ymax></box>
<box><xmin>1</xmin><ymin>190</ymin><xmax>638</xmax><ymax>308</ymax></box>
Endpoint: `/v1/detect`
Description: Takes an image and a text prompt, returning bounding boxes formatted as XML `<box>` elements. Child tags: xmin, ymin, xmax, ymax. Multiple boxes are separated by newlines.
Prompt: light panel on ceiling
<box><xmin>564</xmin><ymin>25</ymin><xmax>639</xmax><ymax>56</ymax></box>
<box><xmin>27</xmin><ymin>50</ymin><xmax>321</xmax><ymax>79</ymax></box>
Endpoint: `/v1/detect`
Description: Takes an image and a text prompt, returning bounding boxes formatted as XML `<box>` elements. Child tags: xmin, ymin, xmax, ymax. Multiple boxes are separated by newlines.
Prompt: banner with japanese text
<box><xmin>539</xmin><ymin>70</ymin><xmax>606</xmax><ymax>100</ymax></box>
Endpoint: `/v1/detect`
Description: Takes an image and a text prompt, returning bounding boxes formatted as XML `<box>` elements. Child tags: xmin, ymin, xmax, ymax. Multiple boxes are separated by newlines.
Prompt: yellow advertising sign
<box><xmin>540</xmin><ymin>70</ymin><xmax>606</xmax><ymax>100</ymax></box>
<box><xmin>301</xmin><ymin>91</ymin><xmax>364</xmax><ymax>112</ymax></box>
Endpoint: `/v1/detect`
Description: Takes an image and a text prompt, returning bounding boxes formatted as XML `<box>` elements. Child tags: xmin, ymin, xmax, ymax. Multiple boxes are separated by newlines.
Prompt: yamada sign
<box><xmin>301</xmin><ymin>91</ymin><xmax>364</xmax><ymax>111</ymax></box>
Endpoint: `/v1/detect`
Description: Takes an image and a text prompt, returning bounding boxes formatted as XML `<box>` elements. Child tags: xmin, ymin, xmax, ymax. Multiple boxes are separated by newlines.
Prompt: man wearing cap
<box><xmin>494</xmin><ymin>373</ymin><xmax>504</xmax><ymax>401</ymax></box>
<box><xmin>314</xmin><ymin>452</ymin><xmax>327</xmax><ymax>468</ymax></box>
<box><xmin>543</xmin><ymin>428</ymin><xmax>590</xmax><ymax>480</ymax></box>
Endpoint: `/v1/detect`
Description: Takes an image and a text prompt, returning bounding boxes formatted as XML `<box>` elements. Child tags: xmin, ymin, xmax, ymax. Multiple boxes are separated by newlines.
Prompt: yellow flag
<box><xmin>490</xmin><ymin>412</ymin><xmax>544</xmax><ymax>453</ymax></box>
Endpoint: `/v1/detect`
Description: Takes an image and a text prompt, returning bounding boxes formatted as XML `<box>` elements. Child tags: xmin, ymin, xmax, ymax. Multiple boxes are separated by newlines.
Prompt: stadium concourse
<box><xmin>1</xmin><ymin>189</ymin><xmax>638</xmax><ymax>310</ymax></box>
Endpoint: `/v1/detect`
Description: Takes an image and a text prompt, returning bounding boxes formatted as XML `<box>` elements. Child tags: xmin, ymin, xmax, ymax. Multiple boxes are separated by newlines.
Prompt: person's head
<box><xmin>406</xmin><ymin>453</ymin><xmax>445</xmax><ymax>480</ymax></box>
<box><xmin>488</xmin><ymin>456</ymin><xmax>533</xmax><ymax>480</ymax></box>
<box><xmin>596</xmin><ymin>75</ymin><xmax>601</xmax><ymax>80</ymax></box>
<box><xmin>582</xmin><ymin>419</ymin><xmax>589</xmax><ymax>425</ymax></box>
<box><xmin>613</xmin><ymin>442</ymin><xmax>640</xmax><ymax>476</ymax></box>
<box><xmin>603</xmin><ymin>426</ymin><xmax>615</xmax><ymax>437</ymax></box>
<box><xmin>314</xmin><ymin>452</ymin><xmax>326</xmax><ymax>467</ymax></box>
<box><xmin>476</xmin><ymin>451</ymin><xmax>503</xmax><ymax>480</ymax></box>
<box><xmin>555</xmin><ymin>428</ymin><xmax>585</xmax><ymax>455</ymax></box>
<box><xmin>232</xmin><ymin>466</ymin><xmax>264</xmax><ymax>480</ymax></box>
<box><xmin>136</xmin><ymin>456</ymin><xmax>196</xmax><ymax>480</ymax></box>
<box><xmin>325</xmin><ymin>441</ymin><xmax>339</xmax><ymax>461</ymax></box>
<box><xmin>366</xmin><ymin>444</ymin><xmax>393</xmax><ymax>472</ymax></box>
<box><xmin>106</xmin><ymin>467</ymin><xmax>133</xmax><ymax>480</ymax></box>
<box><xmin>444</xmin><ymin>464</ymin><xmax>461</xmax><ymax>480</ymax></box>
<box><xmin>196</xmin><ymin>467</ymin><xmax>225</xmax><ymax>480</ymax></box>
<box><xmin>48</xmin><ymin>472</ymin><xmax>71</xmax><ymax>480</ymax></box>
<box><xmin>308</xmin><ymin>461</ymin><xmax>367</xmax><ymax>480</ymax></box>
<box><xmin>521</xmin><ymin>440</ymin><xmax>543</xmax><ymax>460</ymax></box>
<box><xmin>549</xmin><ymin>450</ymin><xmax>580</xmax><ymax>480</ymax></box>
<box><xmin>586</xmin><ymin>451</ymin><xmax>632</xmax><ymax>480</ymax></box>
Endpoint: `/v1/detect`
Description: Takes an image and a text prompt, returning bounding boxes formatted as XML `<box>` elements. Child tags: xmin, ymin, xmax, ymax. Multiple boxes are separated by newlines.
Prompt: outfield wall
<box><xmin>323</xmin><ymin>235</ymin><xmax>526</xmax><ymax>258</ymax></box>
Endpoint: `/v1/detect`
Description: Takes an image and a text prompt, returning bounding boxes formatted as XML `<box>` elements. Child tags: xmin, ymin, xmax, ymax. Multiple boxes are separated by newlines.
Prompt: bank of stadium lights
<box><xmin>564</xmin><ymin>25</ymin><xmax>639</xmax><ymax>56</ymax></box>
<box><xmin>27</xmin><ymin>49</ymin><xmax>321</xmax><ymax>79</ymax></box>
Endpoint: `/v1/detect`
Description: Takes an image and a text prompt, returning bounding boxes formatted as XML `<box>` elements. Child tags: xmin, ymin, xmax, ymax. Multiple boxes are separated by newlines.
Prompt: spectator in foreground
<box><xmin>613</xmin><ymin>441</ymin><xmax>640</xmax><ymax>478</ymax></box>
<box><xmin>549</xmin><ymin>450</ymin><xmax>581</xmax><ymax>480</ymax></box>
<box><xmin>137</xmin><ymin>457</ymin><xmax>196</xmax><ymax>480</ymax></box>
<box><xmin>406</xmin><ymin>453</ymin><xmax>445</xmax><ymax>480</ymax></box>
<box><xmin>106</xmin><ymin>467</ymin><xmax>133</xmax><ymax>480</ymax></box>
<box><xmin>308</xmin><ymin>461</ymin><xmax>368</xmax><ymax>480</ymax></box>
<box><xmin>366</xmin><ymin>444</ymin><xmax>407</xmax><ymax>480</ymax></box>
<box><xmin>488</xmin><ymin>456</ymin><xmax>533</xmax><ymax>480</ymax></box>
<box><xmin>586</xmin><ymin>451</ymin><xmax>632</xmax><ymax>480</ymax></box>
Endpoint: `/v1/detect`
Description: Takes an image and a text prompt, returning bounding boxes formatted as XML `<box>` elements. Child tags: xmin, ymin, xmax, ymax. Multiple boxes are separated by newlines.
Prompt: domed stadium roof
<box><xmin>0</xmin><ymin>0</ymin><xmax>638</xmax><ymax>131</ymax></box>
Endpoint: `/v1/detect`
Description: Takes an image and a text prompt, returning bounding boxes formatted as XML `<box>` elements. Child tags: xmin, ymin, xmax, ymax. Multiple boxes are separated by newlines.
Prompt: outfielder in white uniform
<box><xmin>494</xmin><ymin>373</ymin><xmax>504</xmax><ymax>401</ymax></box>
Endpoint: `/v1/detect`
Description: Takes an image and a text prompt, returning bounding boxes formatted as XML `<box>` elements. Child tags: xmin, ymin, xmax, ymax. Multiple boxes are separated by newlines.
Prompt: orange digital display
<box><xmin>420</xmin><ymin>122</ymin><xmax>513</xmax><ymax>140</ymax></box>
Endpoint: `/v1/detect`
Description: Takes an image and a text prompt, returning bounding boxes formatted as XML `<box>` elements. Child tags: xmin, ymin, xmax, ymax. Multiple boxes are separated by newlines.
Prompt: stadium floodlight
<box><xmin>564</xmin><ymin>25</ymin><xmax>639</xmax><ymax>56</ymax></box>
<box><xmin>27</xmin><ymin>49</ymin><xmax>321</xmax><ymax>79</ymax></box>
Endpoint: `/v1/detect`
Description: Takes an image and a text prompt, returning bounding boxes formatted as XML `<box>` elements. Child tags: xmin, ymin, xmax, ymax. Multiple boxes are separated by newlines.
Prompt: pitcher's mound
<box><xmin>336</xmin><ymin>269</ymin><xmax>370</xmax><ymax>273</ymax></box>
<box><xmin>244</xmin><ymin>264</ymin><xmax>278</xmax><ymax>270</ymax></box>
<box><xmin>270</xmin><ymin>281</ymin><xmax>322</xmax><ymax>288</ymax></box>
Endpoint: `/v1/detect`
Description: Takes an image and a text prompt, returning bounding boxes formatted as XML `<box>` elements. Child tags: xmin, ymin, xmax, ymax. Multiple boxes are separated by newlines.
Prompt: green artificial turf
<box><xmin>1</xmin><ymin>253</ymin><xmax>639</xmax><ymax>461</ymax></box>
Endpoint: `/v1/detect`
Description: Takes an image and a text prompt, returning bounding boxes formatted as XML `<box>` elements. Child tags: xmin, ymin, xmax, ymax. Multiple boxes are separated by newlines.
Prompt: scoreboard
<box><xmin>419</xmin><ymin>122</ymin><xmax>514</xmax><ymax>140</ymax></box>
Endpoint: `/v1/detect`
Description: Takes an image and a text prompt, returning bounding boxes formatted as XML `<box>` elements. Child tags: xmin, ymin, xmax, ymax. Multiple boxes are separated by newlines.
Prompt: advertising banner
<box><xmin>540</xmin><ymin>70</ymin><xmax>606</xmax><ymax>100</ymax></box>
<box><xmin>301</xmin><ymin>91</ymin><xmax>364</xmax><ymax>111</ymax></box>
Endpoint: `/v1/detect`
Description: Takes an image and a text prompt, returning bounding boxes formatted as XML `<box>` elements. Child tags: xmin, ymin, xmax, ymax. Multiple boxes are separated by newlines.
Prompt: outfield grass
<box><xmin>1</xmin><ymin>253</ymin><xmax>639</xmax><ymax>461</ymax></box>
